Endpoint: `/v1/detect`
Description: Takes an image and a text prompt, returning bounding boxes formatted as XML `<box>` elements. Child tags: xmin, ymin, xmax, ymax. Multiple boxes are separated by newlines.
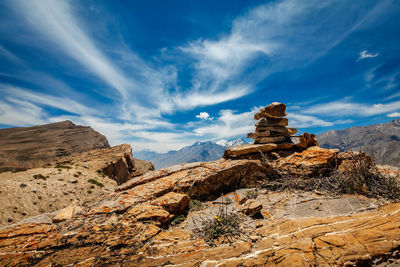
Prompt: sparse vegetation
<box><xmin>55</xmin><ymin>163</ymin><xmax>72</xmax><ymax>169</ymax></box>
<box><xmin>88</xmin><ymin>179</ymin><xmax>104</xmax><ymax>187</ymax></box>
<box><xmin>330</xmin><ymin>151</ymin><xmax>400</xmax><ymax>199</ymax></box>
<box><xmin>197</xmin><ymin>199</ymin><xmax>241</xmax><ymax>245</ymax></box>
<box><xmin>33</xmin><ymin>174</ymin><xmax>46</xmax><ymax>180</ymax></box>
<box><xmin>261</xmin><ymin>150</ymin><xmax>400</xmax><ymax>200</ymax></box>
<box><xmin>87</xmin><ymin>190</ymin><xmax>92</xmax><ymax>194</ymax></box>
<box><xmin>11</xmin><ymin>168</ymin><xmax>28</xmax><ymax>173</ymax></box>
<box><xmin>189</xmin><ymin>199</ymin><xmax>204</xmax><ymax>211</ymax></box>
<box><xmin>170</xmin><ymin>215</ymin><xmax>185</xmax><ymax>226</ymax></box>
<box><xmin>245</xmin><ymin>189</ymin><xmax>258</xmax><ymax>200</ymax></box>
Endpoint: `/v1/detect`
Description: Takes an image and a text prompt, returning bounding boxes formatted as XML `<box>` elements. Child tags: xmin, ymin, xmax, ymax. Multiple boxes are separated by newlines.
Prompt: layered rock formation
<box><xmin>1</xmin><ymin>146</ymin><xmax>400</xmax><ymax>266</ymax></box>
<box><xmin>225</xmin><ymin>102</ymin><xmax>317</xmax><ymax>159</ymax></box>
<box><xmin>0</xmin><ymin>121</ymin><xmax>109</xmax><ymax>172</ymax></box>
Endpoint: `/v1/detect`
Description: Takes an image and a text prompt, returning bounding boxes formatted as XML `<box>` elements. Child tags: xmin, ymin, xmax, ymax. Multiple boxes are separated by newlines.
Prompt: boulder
<box><xmin>253</xmin><ymin>136</ymin><xmax>286</xmax><ymax>144</ymax></box>
<box><xmin>151</xmin><ymin>192</ymin><xmax>189</xmax><ymax>214</ymax></box>
<box><xmin>127</xmin><ymin>204</ymin><xmax>171</xmax><ymax>224</ymax></box>
<box><xmin>52</xmin><ymin>205</ymin><xmax>82</xmax><ymax>223</ymax></box>
<box><xmin>247</xmin><ymin>131</ymin><xmax>271</xmax><ymax>138</ymax></box>
<box><xmin>241</xmin><ymin>199</ymin><xmax>262</xmax><ymax>216</ymax></box>
<box><xmin>255</xmin><ymin>126</ymin><xmax>298</xmax><ymax>135</ymax></box>
<box><xmin>291</xmin><ymin>132</ymin><xmax>319</xmax><ymax>149</ymax></box>
<box><xmin>255</xmin><ymin>117</ymin><xmax>288</xmax><ymax>127</ymax></box>
<box><xmin>275</xmin><ymin>146</ymin><xmax>339</xmax><ymax>176</ymax></box>
<box><xmin>254</xmin><ymin>102</ymin><xmax>287</xmax><ymax>120</ymax></box>
<box><xmin>223</xmin><ymin>143</ymin><xmax>294</xmax><ymax>158</ymax></box>
<box><xmin>61</xmin><ymin>144</ymin><xmax>153</xmax><ymax>185</ymax></box>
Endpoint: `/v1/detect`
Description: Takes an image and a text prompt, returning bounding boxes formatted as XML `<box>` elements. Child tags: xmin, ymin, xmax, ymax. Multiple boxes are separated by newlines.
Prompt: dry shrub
<box><xmin>262</xmin><ymin>150</ymin><xmax>400</xmax><ymax>200</ymax></box>
<box><xmin>331</xmin><ymin>150</ymin><xmax>400</xmax><ymax>199</ymax></box>
<box><xmin>199</xmin><ymin>200</ymin><xmax>241</xmax><ymax>245</ymax></box>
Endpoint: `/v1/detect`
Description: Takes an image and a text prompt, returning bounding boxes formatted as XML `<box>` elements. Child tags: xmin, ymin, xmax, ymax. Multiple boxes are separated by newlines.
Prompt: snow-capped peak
<box><xmin>216</xmin><ymin>138</ymin><xmax>248</xmax><ymax>147</ymax></box>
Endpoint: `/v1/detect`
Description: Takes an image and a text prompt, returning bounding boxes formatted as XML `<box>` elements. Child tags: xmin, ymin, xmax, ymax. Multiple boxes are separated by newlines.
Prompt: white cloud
<box><xmin>304</xmin><ymin>100</ymin><xmax>400</xmax><ymax>117</ymax></box>
<box><xmin>196</xmin><ymin>112</ymin><xmax>213</xmax><ymax>120</ymax></box>
<box><xmin>1</xmin><ymin>85</ymin><xmax>96</xmax><ymax>116</ymax></box>
<box><xmin>0</xmin><ymin>99</ymin><xmax>46</xmax><ymax>126</ymax></box>
<box><xmin>287</xmin><ymin>113</ymin><xmax>334</xmax><ymax>127</ymax></box>
<box><xmin>358</xmin><ymin>50</ymin><xmax>379</xmax><ymax>61</ymax></box>
<box><xmin>193</xmin><ymin>109</ymin><xmax>254</xmax><ymax>139</ymax></box>
<box><xmin>12</xmin><ymin>0</ymin><xmax>132</xmax><ymax>99</ymax></box>
<box><xmin>387</xmin><ymin>112</ymin><xmax>400</xmax><ymax>118</ymax></box>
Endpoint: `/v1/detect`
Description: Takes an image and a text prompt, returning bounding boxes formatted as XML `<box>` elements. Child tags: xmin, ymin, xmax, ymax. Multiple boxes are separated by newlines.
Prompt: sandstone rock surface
<box><xmin>274</xmin><ymin>146</ymin><xmax>339</xmax><ymax>176</ymax></box>
<box><xmin>1</xmin><ymin>151</ymin><xmax>400</xmax><ymax>266</ymax></box>
<box><xmin>60</xmin><ymin>144</ymin><xmax>153</xmax><ymax>185</ymax></box>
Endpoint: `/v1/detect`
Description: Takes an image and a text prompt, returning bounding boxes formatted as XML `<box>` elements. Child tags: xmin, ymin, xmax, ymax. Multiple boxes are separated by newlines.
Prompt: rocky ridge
<box><xmin>1</xmin><ymin>103</ymin><xmax>400</xmax><ymax>266</ymax></box>
<box><xmin>0</xmin><ymin>121</ymin><xmax>110</xmax><ymax>172</ymax></box>
<box><xmin>1</xmin><ymin>146</ymin><xmax>399</xmax><ymax>266</ymax></box>
<box><xmin>0</xmin><ymin>144</ymin><xmax>154</xmax><ymax>227</ymax></box>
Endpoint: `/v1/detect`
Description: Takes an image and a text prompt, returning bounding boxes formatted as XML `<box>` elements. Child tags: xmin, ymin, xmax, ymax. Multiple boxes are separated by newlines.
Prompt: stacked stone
<box><xmin>247</xmin><ymin>102</ymin><xmax>298</xmax><ymax>144</ymax></box>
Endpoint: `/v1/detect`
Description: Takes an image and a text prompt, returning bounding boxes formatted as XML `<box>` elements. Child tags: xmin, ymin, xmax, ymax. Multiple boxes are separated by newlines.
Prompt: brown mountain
<box><xmin>0</xmin><ymin>120</ymin><xmax>110</xmax><ymax>172</ymax></box>
<box><xmin>317</xmin><ymin>119</ymin><xmax>400</xmax><ymax>166</ymax></box>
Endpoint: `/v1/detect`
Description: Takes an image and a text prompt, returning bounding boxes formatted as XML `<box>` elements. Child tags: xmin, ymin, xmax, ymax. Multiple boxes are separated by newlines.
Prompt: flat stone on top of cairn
<box><xmin>254</xmin><ymin>102</ymin><xmax>287</xmax><ymax>120</ymax></box>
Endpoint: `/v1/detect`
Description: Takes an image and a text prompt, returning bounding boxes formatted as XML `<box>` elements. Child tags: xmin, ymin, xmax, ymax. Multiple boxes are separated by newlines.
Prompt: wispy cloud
<box><xmin>387</xmin><ymin>112</ymin><xmax>400</xmax><ymax>118</ymax></box>
<box><xmin>358</xmin><ymin>50</ymin><xmax>379</xmax><ymax>61</ymax></box>
<box><xmin>0</xmin><ymin>98</ymin><xmax>46</xmax><ymax>126</ymax></box>
<box><xmin>12</xmin><ymin>0</ymin><xmax>131</xmax><ymax>99</ymax></box>
<box><xmin>0</xmin><ymin>44</ymin><xmax>25</xmax><ymax>66</ymax></box>
<box><xmin>304</xmin><ymin>99</ymin><xmax>400</xmax><ymax>117</ymax></box>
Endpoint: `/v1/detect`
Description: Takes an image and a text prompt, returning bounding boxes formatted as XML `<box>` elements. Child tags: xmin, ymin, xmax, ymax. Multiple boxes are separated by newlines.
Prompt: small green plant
<box><xmin>170</xmin><ymin>215</ymin><xmax>185</xmax><ymax>226</ymax></box>
<box><xmin>245</xmin><ymin>189</ymin><xmax>258</xmax><ymax>200</ymax></box>
<box><xmin>90</xmin><ymin>185</ymin><xmax>95</xmax><ymax>189</ymax></box>
<box><xmin>88</xmin><ymin>179</ymin><xmax>104</xmax><ymax>187</ymax></box>
<box><xmin>57</xmin><ymin>168</ymin><xmax>62</xmax><ymax>172</ymax></box>
<box><xmin>33</xmin><ymin>174</ymin><xmax>46</xmax><ymax>180</ymax></box>
<box><xmin>77</xmin><ymin>171</ymin><xmax>82</xmax><ymax>175</ymax></box>
<box><xmin>55</xmin><ymin>163</ymin><xmax>72</xmax><ymax>169</ymax></box>
<box><xmin>12</xmin><ymin>168</ymin><xmax>28</xmax><ymax>173</ymax></box>
<box><xmin>198</xmin><ymin>198</ymin><xmax>241</xmax><ymax>245</ymax></box>
<box><xmin>87</xmin><ymin>190</ymin><xmax>92</xmax><ymax>194</ymax></box>
<box><xmin>189</xmin><ymin>199</ymin><xmax>204</xmax><ymax>211</ymax></box>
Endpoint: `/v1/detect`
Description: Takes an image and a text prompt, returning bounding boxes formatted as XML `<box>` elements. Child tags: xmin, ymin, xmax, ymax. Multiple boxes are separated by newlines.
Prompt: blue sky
<box><xmin>0</xmin><ymin>0</ymin><xmax>399</xmax><ymax>152</ymax></box>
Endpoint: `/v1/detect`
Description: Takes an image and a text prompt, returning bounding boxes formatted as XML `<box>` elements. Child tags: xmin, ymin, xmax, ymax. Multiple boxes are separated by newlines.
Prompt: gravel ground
<box><xmin>0</xmin><ymin>163</ymin><xmax>116</xmax><ymax>227</ymax></box>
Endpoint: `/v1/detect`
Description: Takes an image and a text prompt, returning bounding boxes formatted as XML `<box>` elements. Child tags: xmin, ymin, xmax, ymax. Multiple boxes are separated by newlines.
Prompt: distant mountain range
<box><xmin>134</xmin><ymin>139</ymin><xmax>248</xmax><ymax>169</ymax></box>
<box><xmin>317</xmin><ymin>119</ymin><xmax>400</xmax><ymax>167</ymax></box>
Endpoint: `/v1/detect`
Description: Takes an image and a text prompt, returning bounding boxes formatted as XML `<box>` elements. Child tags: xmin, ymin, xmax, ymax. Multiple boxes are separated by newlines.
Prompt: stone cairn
<box><xmin>247</xmin><ymin>102</ymin><xmax>297</xmax><ymax>145</ymax></box>
<box><xmin>223</xmin><ymin>102</ymin><xmax>318</xmax><ymax>159</ymax></box>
